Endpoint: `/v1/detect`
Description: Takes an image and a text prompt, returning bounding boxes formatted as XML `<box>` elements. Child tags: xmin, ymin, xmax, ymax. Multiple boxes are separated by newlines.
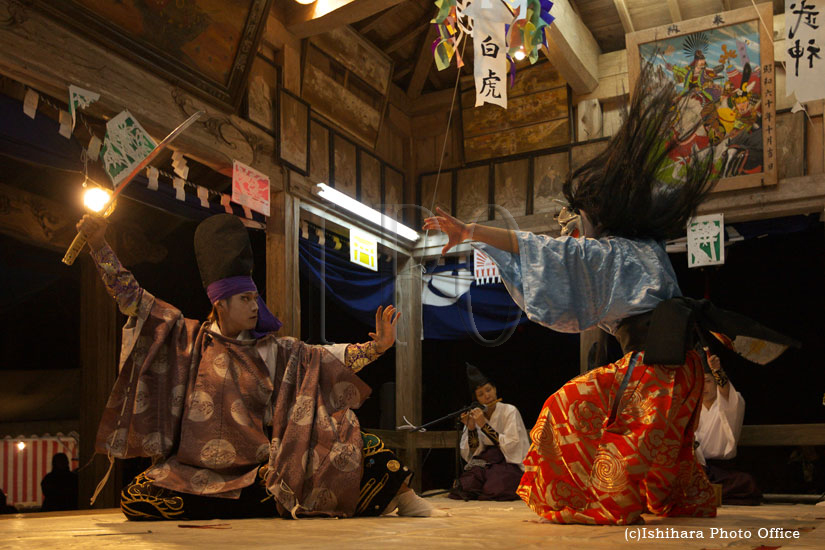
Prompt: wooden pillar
<box><xmin>395</xmin><ymin>255</ymin><xmax>422</xmax><ymax>489</ymax></box>
<box><xmin>78</xmin><ymin>256</ymin><xmax>120</xmax><ymax>509</ymax></box>
<box><xmin>266</xmin><ymin>178</ymin><xmax>301</xmax><ymax>338</ymax></box>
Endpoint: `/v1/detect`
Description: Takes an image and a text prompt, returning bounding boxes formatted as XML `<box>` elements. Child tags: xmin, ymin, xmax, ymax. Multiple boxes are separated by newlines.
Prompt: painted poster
<box><xmin>640</xmin><ymin>22</ymin><xmax>763</xmax><ymax>185</ymax></box>
<box><xmin>232</xmin><ymin>160</ymin><xmax>270</xmax><ymax>217</ymax></box>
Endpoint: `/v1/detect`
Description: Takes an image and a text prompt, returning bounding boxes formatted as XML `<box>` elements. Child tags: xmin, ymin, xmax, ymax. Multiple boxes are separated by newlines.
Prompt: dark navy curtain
<box><xmin>299</xmin><ymin>239</ymin><xmax>395</xmax><ymax>328</ymax></box>
<box><xmin>420</xmin><ymin>263</ymin><xmax>526</xmax><ymax>340</ymax></box>
<box><xmin>298</xmin><ymin>239</ymin><xmax>527</xmax><ymax>340</ymax></box>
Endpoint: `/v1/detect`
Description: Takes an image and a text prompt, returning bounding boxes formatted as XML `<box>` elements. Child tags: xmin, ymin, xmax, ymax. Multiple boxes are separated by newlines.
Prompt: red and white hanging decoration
<box><xmin>473</xmin><ymin>248</ymin><xmax>501</xmax><ymax>284</ymax></box>
<box><xmin>0</xmin><ymin>434</ymin><xmax>79</xmax><ymax>508</ymax></box>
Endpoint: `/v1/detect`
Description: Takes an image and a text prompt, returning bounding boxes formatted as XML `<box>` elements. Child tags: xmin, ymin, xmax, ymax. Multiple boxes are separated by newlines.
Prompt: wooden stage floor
<box><xmin>1</xmin><ymin>496</ymin><xmax>823</xmax><ymax>549</ymax></box>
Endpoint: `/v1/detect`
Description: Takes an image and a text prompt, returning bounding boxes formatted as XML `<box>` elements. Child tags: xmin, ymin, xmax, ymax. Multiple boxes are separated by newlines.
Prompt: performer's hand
<box><xmin>76</xmin><ymin>214</ymin><xmax>108</xmax><ymax>251</ymax></box>
<box><xmin>460</xmin><ymin>411</ymin><xmax>470</xmax><ymax>426</ymax></box>
<box><xmin>704</xmin><ymin>347</ymin><xmax>721</xmax><ymax>372</ymax></box>
<box><xmin>422</xmin><ymin>207</ymin><xmax>472</xmax><ymax>255</ymax></box>
<box><xmin>470</xmin><ymin>407</ymin><xmax>486</xmax><ymax>426</ymax></box>
<box><xmin>369</xmin><ymin>305</ymin><xmax>400</xmax><ymax>353</ymax></box>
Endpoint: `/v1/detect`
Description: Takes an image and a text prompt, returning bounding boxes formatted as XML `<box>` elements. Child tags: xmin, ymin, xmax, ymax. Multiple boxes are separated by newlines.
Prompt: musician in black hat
<box><xmin>77</xmin><ymin>213</ymin><xmax>433</xmax><ymax>520</ymax></box>
<box><xmin>448</xmin><ymin>363</ymin><xmax>529</xmax><ymax>501</ymax></box>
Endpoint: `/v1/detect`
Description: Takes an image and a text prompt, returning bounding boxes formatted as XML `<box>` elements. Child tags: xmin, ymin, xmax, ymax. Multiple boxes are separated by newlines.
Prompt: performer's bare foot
<box><xmin>382</xmin><ymin>483</ymin><xmax>436</xmax><ymax>517</ymax></box>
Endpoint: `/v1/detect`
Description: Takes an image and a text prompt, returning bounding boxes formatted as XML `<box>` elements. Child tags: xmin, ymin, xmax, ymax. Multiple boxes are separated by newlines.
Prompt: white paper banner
<box><xmin>68</xmin><ymin>85</ymin><xmax>99</xmax><ymax>132</ymax></box>
<box><xmin>58</xmin><ymin>109</ymin><xmax>72</xmax><ymax>138</ymax></box>
<box><xmin>23</xmin><ymin>89</ymin><xmax>38</xmax><ymax>119</ymax></box>
<box><xmin>350</xmin><ymin>227</ymin><xmax>378</xmax><ymax>271</ymax></box>
<box><xmin>232</xmin><ymin>159</ymin><xmax>271</xmax><ymax>217</ymax></box>
<box><xmin>785</xmin><ymin>0</ymin><xmax>825</xmax><ymax>102</ymax></box>
<box><xmin>473</xmin><ymin>17</ymin><xmax>508</xmax><ymax>109</ymax></box>
<box><xmin>687</xmin><ymin>214</ymin><xmax>725</xmax><ymax>268</ymax></box>
<box><xmin>146</xmin><ymin>166</ymin><xmax>159</xmax><ymax>191</ymax></box>
<box><xmin>220</xmin><ymin>193</ymin><xmax>233</xmax><ymax>214</ymax></box>
<box><xmin>100</xmin><ymin>110</ymin><xmax>156</xmax><ymax>188</ymax></box>
<box><xmin>173</xmin><ymin>177</ymin><xmax>186</xmax><ymax>201</ymax></box>
<box><xmin>196</xmin><ymin>185</ymin><xmax>210</xmax><ymax>208</ymax></box>
<box><xmin>87</xmin><ymin>135</ymin><xmax>102</xmax><ymax>161</ymax></box>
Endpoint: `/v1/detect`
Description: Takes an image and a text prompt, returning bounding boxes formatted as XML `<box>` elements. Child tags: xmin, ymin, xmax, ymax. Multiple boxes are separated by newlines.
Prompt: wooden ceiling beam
<box><xmin>667</xmin><ymin>0</ymin><xmax>683</xmax><ymax>22</ymax></box>
<box><xmin>541</xmin><ymin>0</ymin><xmax>601</xmax><ymax>94</ymax></box>
<box><xmin>285</xmin><ymin>0</ymin><xmax>407</xmax><ymax>39</ymax></box>
<box><xmin>359</xmin><ymin>2</ymin><xmax>413</xmax><ymax>35</ymax></box>
<box><xmin>385</xmin><ymin>21</ymin><xmax>429</xmax><ymax>54</ymax></box>
<box><xmin>393</xmin><ymin>65</ymin><xmax>413</xmax><ymax>81</ymax></box>
<box><xmin>407</xmin><ymin>26</ymin><xmax>437</xmax><ymax>100</ymax></box>
<box><xmin>721</xmin><ymin>0</ymin><xmax>732</xmax><ymax>11</ymax></box>
<box><xmin>613</xmin><ymin>0</ymin><xmax>635</xmax><ymax>34</ymax></box>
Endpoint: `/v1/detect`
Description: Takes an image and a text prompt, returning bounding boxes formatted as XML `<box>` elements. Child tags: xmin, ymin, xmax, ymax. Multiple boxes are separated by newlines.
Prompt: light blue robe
<box><xmin>475</xmin><ymin>232</ymin><xmax>682</xmax><ymax>335</ymax></box>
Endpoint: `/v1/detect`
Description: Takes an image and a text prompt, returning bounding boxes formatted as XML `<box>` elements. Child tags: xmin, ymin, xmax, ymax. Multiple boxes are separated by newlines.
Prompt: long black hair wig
<box><xmin>562</xmin><ymin>62</ymin><xmax>722</xmax><ymax>241</ymax></box>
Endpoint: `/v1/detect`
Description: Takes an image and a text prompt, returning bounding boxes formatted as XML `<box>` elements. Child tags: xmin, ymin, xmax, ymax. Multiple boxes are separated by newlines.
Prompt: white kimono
<box><xmin>460</xmin><ymin>403</ymin><xmax>530</xmax><ymax>470</ymax></box>
<box><xmin>695</xmin><ymin>382</ymin><xmax>745</xmax><ymax>466</ymax></box>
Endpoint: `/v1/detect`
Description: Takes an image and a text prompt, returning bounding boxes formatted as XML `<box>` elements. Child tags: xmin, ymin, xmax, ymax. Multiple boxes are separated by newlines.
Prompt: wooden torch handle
<box><xmin>61</xmin><ymin>230</ymin><xmax>88</xmax><ymax>266</ymax></box>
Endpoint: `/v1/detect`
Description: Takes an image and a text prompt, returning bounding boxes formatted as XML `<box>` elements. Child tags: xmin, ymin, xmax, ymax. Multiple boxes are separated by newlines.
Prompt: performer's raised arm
<box><xmin>76</xmin><ymin>214</ymin><xmax>143</xmax><ymax>317</ymax></box>
<box><xmin>423</xmin><ymin>206</ymin><xmax>520</xmax><ymax>255</ymax></box>
<box><xmin>342</xmin><ymin>305</ymin><xmax>400</xmax><ymax>372</ymax></box>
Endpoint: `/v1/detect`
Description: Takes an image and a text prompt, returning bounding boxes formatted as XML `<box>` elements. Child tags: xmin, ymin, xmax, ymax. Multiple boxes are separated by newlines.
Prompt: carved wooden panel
<box><xmin>420</xmin><ymin>173</ymin><xmax>451</xmax><ymax>217</ymax></box>
<box><xmin>333</xmin><ymin>134</ymin><xmax>357</xmax><ymax>198</ymax></box>
<box><xmin>384</xmin><ymin>167</ymin><xmax>405</xmax><ymax>220</ymax></box>
<box><xmin>534</xmin><ymin>152</ymin><xmax>569</xmax><ymax>214</ymax></box>
<box><xmin>464</xmin><ymin>119</ymin><xmax>570</xmax><ymax>163</ymax></box>
<box><xmin>456</xmin><ymin>166</ymin><xmax>489</xmax><ymax>222</ymax></box>
<box><xmin>33</xmin><ymin>0</ymin><xmax>273</xmax><ymax>110</ymax></box>
<box><xmin>360</xmin><ymin>150</ymin><xmax>381</xmax><ymax>209</ymax></box>
<box><xmin>462</xmin><ymin>63</ymin><xmax>570</xmax><ymax>162</ymax></box>
<box><xmin>494</xmin><ymin>160</ymin><xmax>528</xmax><ymax>218</ymax></box>
<box><xmin>777</xmin><ymin>111</ymin><xmax>805</xmax><ymax>180</ymax></box>
<box><xmin>571</xmin><ymin>141</ymin><xmax>609</xmax><ymax>171</ymax></box>
<box><xmin>302</xmin><ymin>26</ymin><xmax>392</xmax><ymax>147</ymax></box>
<box><xmin>309</xmin><ymin>120</ymin><xmax>329</xmax><ymax>184</ymax></box>
<box><xmin>310</xmin><ymin>26</ymin><xmax>392</xmax><ymax>95</ymax></box>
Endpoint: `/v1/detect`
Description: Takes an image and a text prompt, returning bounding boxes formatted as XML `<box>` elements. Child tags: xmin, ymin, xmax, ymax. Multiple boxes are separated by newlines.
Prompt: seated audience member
<box><xmin>695</xmin><ymin>349</ymin><xmax>762</xmax><ymax>505</ymax></box>
<box><xmin>449</xmin><ymin>364</ymin><xmax>530</xmax><ymax>501</ymax></box>
<box><xmin>0</xmin><ymin>489</ymin><xmax>16</xmax><ymax>514</ymax></box>
<box><xmin>40</xmin><ymin>453</ymin><xmax>79</xmax><ymax>512</ymax></box>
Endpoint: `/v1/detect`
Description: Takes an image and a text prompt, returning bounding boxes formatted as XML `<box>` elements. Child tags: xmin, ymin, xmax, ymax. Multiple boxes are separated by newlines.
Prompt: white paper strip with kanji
<box><xmin>466</xmin><ymin>3</ymin><xmax>510</xmax><ymax>109</ymax></box>
<box><xmin>785</xmin><ymin>0</ymin><xmax>825</xmax><ymax>102</ymax></box>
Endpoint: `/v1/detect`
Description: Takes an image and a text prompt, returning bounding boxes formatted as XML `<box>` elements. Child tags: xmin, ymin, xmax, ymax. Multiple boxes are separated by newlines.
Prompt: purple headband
<box><xmin>206</xmin><ymin>275</ymin><xmax>282</xmax><ymax>338</ymax></box>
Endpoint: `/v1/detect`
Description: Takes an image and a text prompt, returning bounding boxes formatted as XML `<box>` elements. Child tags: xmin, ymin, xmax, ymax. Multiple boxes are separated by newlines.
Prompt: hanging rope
<box><xmin>419</xmin><ymin>38</ymin><xmax>469</xmax><ymax>272</ymax></box>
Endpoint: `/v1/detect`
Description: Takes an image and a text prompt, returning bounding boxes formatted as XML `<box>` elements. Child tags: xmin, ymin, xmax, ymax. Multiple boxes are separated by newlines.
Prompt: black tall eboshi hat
<box><xmin>194</xmin><ymin>214</ymin><xmax>254</xmax><ymax>289</ymax></box>
<box><xmin>466</xmin><ymin>362</ymin><xmax>491</xmax><ymax>395</ymax></box>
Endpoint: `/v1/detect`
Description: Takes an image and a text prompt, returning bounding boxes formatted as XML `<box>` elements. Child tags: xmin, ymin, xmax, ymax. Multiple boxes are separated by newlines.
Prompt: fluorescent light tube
<box><xmin>315</xmin><ymin>183</ymin><xmax>419</xmax><ymax>241</ymax></box>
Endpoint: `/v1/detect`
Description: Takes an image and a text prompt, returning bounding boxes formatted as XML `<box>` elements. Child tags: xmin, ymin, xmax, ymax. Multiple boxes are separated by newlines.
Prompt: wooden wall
<box><xmin>461</xmin><ymin>62</ymin><xmax>570</xmax><ymax>163</ymax></box>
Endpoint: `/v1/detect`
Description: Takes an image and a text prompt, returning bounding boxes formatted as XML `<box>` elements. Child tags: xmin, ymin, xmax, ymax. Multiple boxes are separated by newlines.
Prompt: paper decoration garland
<box><xmin>432</xmin><ymin>0</ymin><xmax>555</xmax><ymax>108</ymax></box>
<box><xmin>19</xmin><ymin>86</ymin><xmax>263</xmax><ymax>226</ymax></box>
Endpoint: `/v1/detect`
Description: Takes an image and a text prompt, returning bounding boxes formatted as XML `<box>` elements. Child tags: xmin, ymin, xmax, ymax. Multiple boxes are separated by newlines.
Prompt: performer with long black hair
<box><xmin>424</xmin><ymin>66</ymin><xmax>796</xmax><ymax>525</ymax></box>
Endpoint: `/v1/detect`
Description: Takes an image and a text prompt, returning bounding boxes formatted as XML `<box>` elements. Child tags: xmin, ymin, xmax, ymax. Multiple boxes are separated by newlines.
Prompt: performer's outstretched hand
<box><xmin>370</xmin><ymin>305</ymin><xmax>400</xmax><ymax>353</ymax></box>
<box><xmin>422</xmin><ymin>207</ymin><xmax>471</xmax><ymax>256</ymax></box>
<box><xmin>76</xmin><ymin>214</ymin><xmax>108</xmax><ymax>252</ymax></box>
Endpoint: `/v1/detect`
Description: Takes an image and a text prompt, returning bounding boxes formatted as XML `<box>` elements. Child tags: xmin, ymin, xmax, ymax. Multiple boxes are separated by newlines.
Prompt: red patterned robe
<box><xmin>518</xmin><ymin>351</ymin><xmax>715</xmax><ymax>524</ymax></box>
<box><xmin>476</xmin><ymin>233</ymin><xmax>717</xmax><ymax>524</ymax></box>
